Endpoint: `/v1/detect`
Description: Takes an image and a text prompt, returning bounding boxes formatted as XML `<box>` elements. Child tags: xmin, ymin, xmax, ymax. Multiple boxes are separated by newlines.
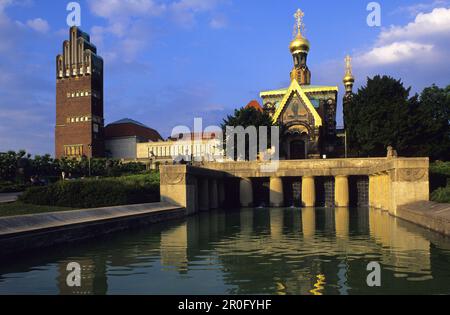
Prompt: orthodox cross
<box><xmin>294</xmin><ymin>9</ymin><xmax>305</xmax><ymax>36</ymax></box>
<box><xmin>345</xmin><ymin>55</ymin><xmax>353</xmax><ymax>75</ymax></box>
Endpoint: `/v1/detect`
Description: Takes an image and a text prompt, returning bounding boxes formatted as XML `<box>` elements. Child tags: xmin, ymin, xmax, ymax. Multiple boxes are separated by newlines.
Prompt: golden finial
<box><xmin>294</xmin><ymin>9</ymin><xmax>305</xmax><ymax>37</ymax></box>
<box><xmin>345</xmin><ymin>55</ymin><xmax>353</xmax><ymax>76</ymax></box>
<box><xmin>343</xmin><ymin>55</ymin><xmax>355</xmax><ymax>90</ymax></box>
<box><xmin>290</xmin><ymin>9</ymin><xmax>310</xmax><ymax>54</ymax></box>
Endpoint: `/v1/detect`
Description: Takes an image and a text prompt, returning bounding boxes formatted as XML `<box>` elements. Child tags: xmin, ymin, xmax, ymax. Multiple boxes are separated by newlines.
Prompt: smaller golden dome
<box><xmin>343</xmin><ymin>74</ymin><xmax>355</xmax><ymax>84</ymax></box>
<box><xmin>290</xmin><ymin>34</ymin><xmax>310</xmax><ymax>54</ymax></box>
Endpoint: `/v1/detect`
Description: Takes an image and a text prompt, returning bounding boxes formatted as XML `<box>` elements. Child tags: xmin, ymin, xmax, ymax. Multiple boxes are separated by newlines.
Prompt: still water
<box><xmin>1</xmin><ymin>207</ymin><xmax>450</xmax><ymax>295</ymax></box>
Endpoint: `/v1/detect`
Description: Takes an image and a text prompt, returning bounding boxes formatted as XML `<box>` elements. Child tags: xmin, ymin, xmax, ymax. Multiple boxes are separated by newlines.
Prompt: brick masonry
<box><xmin>55</xmin><ymin>27</ymin><xmax>104</xmax><ymax>159</ymax></box>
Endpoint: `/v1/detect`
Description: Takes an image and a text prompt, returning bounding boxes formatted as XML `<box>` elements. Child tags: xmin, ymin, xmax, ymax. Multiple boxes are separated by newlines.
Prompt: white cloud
<box><xmin>87</xmin><ymin>0</ymin><xmax>169</xmax><ymax>64</ymax></box>
<box><xmin>379</xmin><ymin>7</ymin><xmax>450</xmax><ymax>44</ymax></box>
<box><xmin>390</xmin><ymin>0</ymin><xmax>450</xmax><ymax>17</ymax></box>
<box><xmin>209</xmin><ymin>15</ymin><xmax>227</xmax><ymax>29</ymax></box>
<box><xmin>171</xmin><ymin>0</ymin><xmax>221</xmax><ymax>12</ymax></box>
<box><xmin>88</xmin><ymin>0</ymin><xmax>166</xmax><ymax>19</ymax></box>
<box><xmin>88</xmin><ymin>0</ymin><xmax>227</xmax><ymax>30</ymax></box>
<box><xmin>355</xmin><ymin>7</ymin><xmax>450</xmax><ymax>67</ymax></box>
<box><xmin>357</xmin><ymin>41</ymin><xmax>433</xmax><ymax>66</ymax></box>
<box><xmin>87</xmin><ymin>0</ymin><xmax>229</xmax><ymax>63</ymax></box>
<box><xmin>0</xmin><ymin>0</ymin><xmax>56</xmax><ymax>154</ymax></box>
<box><xmin>0</xmin><ymin>0</ymin><xmax>17</xmax><ymax>52</ymax></box>
<box><xmin>26</xmin><ymin>18</ymin><xmax>49</xmax><ymax>33</ymax></box>
<box><xmin>0</xmin><ymin>0</ymin><xmax>14</xmax><ymax>11</ymax></box>
<box><xmin>170</xmin><ymin>0</ymin><xmax>227</xmax><ymax>27</ymax></box>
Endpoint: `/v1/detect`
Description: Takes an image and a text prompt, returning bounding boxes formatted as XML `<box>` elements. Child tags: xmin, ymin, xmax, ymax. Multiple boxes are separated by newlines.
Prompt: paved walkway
<box><xmin>398</xmin><ymin>201</ymin><xmax>450</xmax><ymax>236</ymax></box>
<box><xmin>0</xmin><ymin>193</ymin><xmax>22</xmax><ymax>204</ymax></box>
<box><xmin>0</xmin><ymin>202</ymin><xmax>186</xmax><ymax>255</ymax></box>
<box><xmin>0</xmin><ymin>202</ymin><xmax>183</xmax><ymax>236</ymax></box>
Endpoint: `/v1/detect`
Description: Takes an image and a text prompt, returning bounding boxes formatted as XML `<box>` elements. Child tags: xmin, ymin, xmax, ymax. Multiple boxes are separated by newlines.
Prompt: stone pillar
<box><xmin>218</xmin><ymin>180</ymin><xmax>226</xmax><ymax>208</ymax></box>
<box><xmin>199</xmin><ymin>178</ymin><xmax>210</xmax><ymax>212</ymax></box>
<box><xmin>369</xmin><ymin>175</ymin><xmax>375</xmax><ymax>208</ymax></box>
<box><xmin>335</xmin><ymin>175</ymin><xmax>349</xmax><ymax>208</ymax></box>
<box><xmin>302</xmin><ymin>176</ymin><xmax>315</xmax><ymax>207</ymax></box>
<box><xmin>375</xmin><ymin>174</ymin><xmax>382</xmax><ymax>209</ymax></box>
<box><xmin>389</xmin><ymin>159</ymin><xmax>429</xmax><ymax>216</ymax></box>
<box><xmin>270</xmin><ymin>177</ymin><xmax>284</xmax><ymax>207</ymax></box>
<box><xmin>382</xmin><ymin>173</ymin><xmax>389</xmax><ymax>211</ymax></box>
<box><xmin>209</xmin><ymin>179</ymin><xmax>219</xmax><ymax>210</ymax></box>
<box><xmin>387</xmin><ymin>171</ymin><xmax>394</xmax><ymax>214</ymax></box>
<box><xmin>160</xmin><ymin>165</ymin><xmax>198</xmax><ymax>215</ymax></box>
<box><xmin>240</xmin><ymin>178</ymin><xmax>253</xmax><ymax>208</ymax></box>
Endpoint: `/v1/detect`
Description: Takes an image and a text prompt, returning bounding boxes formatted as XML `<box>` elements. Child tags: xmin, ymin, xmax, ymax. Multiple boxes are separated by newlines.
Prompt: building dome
<box><xmin>343</xmin><ymin>74</ymin><xmax>355</xmax><ymax>84</ymax></box>
<box><xmin>290</xmin><ymin>34</ymin><xmax>310</xmax><ymax>54</ymax></box>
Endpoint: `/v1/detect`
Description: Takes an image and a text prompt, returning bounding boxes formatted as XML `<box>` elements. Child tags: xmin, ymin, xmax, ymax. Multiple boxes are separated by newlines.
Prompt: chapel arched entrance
<box><xmin>289</xmin><ymin>140</ymin><xmax>306</xmax><ymax>160</ymax></box>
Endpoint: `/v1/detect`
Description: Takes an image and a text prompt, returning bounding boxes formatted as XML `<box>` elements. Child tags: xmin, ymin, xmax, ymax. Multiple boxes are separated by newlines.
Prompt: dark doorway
<box><xmin>223</xmin><ymin>178</ymin><xmax>240</xmax><ymax>208</ymax></box>
<box><xmin>315</xmin><ymin>177</ymin><xmax>335</xmax><ymax>208</ymax></box>
<box><xmin>252</xmin><ymin>178</ymin><xmax>270</xmax><ymax>207</ymax></box>
<box><xmin>349</xmin><ymin>176</ymin><xmax>369</xmax><ymax>207</ymax></box>
<box><xmin>290</xmin><ymin>140</ymin><xmax>306</xmax><ymax>160</ymax></box>
<box><xmin>282</xmin><ymin>177</ymin><xmax>301</xmax><ymax>207</ymax></box>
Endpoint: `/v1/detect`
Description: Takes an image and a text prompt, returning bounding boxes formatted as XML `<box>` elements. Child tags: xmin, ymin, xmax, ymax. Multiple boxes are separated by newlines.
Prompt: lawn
<box><xmin>0</xmin><ymin>201</ymin><xmax>74</xmax><ymax>218</ymax></box>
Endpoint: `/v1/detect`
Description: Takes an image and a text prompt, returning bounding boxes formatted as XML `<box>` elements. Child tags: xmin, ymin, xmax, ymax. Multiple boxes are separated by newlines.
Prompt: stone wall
<box><xmin>160</xmin><ymin>157</ymin><xmax>430</xmax><ymax>216</ymax></box>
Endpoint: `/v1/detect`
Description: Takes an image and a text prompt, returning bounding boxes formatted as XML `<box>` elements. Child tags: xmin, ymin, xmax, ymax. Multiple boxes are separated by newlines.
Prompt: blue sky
<box><xmin>0</xmin><ymin>0</ymin><xmax>449</xmax><ymax>155</ymax></box>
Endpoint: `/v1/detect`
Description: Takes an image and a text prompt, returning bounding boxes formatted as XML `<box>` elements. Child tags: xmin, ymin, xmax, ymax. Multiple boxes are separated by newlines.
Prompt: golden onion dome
<box><xmin>290</xmin><ymin>34</ymin><xmax>310</xmax><ymax>54</ymax></box>
<box><xmin>343</xmin><ymin>73</ymin><xmax>355</xmax><ymax>84</ymax></box>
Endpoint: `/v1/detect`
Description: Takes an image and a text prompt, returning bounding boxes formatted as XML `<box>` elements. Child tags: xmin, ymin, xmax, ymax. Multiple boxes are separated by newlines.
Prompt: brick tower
<box><xmin>55</xmin><ymin>26</ymin><xmax>104</xmax><ymax>159</ymax></box>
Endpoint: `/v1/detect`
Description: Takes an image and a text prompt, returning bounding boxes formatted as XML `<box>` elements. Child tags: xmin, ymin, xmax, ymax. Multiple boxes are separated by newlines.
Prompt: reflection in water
<box><xmin>335</xmin><ymin>208</ymin><xmax>350</xmax><ymax>239</ymax></box>
<box><xmin>369</xmin><ymin>209</ymin><xmax>431</xmax><ymax>279</ymax></box>
<box><xmin>302</xmin><ymin>208</ymin><xmax>316</xmax><ymax>237</ymax></box>
<box><xmin>160</xmin><ymin>224</ymin><xmax>188</xmax><ymax>272</ymax></box>
<box><xmin>1</xmin><ymin>208</ymin><xmax>450</xmax><ymax>295</ymax></box>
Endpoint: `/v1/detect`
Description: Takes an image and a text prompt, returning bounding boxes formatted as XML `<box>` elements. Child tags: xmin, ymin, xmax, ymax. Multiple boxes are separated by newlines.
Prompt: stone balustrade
<box><xmin>160</xmin><ymin>157</ymin><xmax>429</xmax><ymax>216</ymax></box>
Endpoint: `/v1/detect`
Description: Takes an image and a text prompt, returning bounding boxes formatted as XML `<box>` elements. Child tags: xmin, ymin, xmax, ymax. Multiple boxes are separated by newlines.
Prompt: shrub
<box><xmin>430</xmin><ymin>161</ymin><xmax>450</xmax><ymax>193</ymax></box>
<box><xmin>0</xmin><ymin>181</ymin><xmax>27</xmax><ymax>193</ymax></box>
<box><xmin>19</xmin><ymin>174</ymin><xmax>160</xmax><ymax>209</ymax></box>
<box><xmin>1</xmin><ymin>150</ymin><xmax>148</xmax><ymax>183</ymax></box>
<box><xmin>431</xmin><ymin>185</ymin><xmax>450</xmax><ymax>204</ymax></box>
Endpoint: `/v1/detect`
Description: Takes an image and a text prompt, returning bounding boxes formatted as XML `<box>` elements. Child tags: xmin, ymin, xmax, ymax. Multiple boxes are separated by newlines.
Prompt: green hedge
<box><xmin>1</xmin><ymin>150</ymin><xmax>147</xmax><ymax>183</ymax></box>
<box><xmin>430</xmin><ymin>161</ymin><xmax>450</xmax><ymax>194</ymax></box>
<box><xmin>19</xmin><ymin>174</ymin><xmax>160</xmax><ymax>209</ymax></box>
<box><xmin>429</xmin><ymin>162</ymin><xmax>450</xmax><ymax>204</ymax></box>
<box><xmin>431</xmin><ymin>185</ymin><xmax>450</xmax><ymax>204</ymax></box>
<box><xmin>0</xmin><ymin>181</ymin><xmax>26</xmax><ymax>193</ymax></box>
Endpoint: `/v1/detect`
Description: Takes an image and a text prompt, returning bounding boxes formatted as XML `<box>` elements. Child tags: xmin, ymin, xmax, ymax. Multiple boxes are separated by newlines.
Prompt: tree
<box><xmin>345</xmin><ymin>76</ymin><xmax>450</xmax><ymax>160</ymax></box>
<box><xmin>407</xmin><ymin>85</ymin><xmax>450</xmax><ymax>160</ymax></box>
<box><xmin>345</xmin><ymin>75</ymin><xmax>415</xmax><ymax>157</ymax></box>
<box><xmin>221</xmin><ymin>107</ymin><xmax>276</xmax><ymax>160</ymax></box>
<box><xmin>0</xmin><ymin>150</ymin><xmax>30</xmax><ymax>181</ymax></box>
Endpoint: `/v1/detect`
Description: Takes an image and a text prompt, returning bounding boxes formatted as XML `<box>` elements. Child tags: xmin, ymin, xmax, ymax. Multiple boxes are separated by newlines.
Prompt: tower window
<box><xmin>64</xmin><ymin>145</ymin><xmax>83</xmax><ymax>158</ymax></box>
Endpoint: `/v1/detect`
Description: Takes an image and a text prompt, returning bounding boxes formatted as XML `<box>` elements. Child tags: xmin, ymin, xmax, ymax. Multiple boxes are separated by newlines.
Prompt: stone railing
<box><xmin>160</xmin><ymin>157</ymin><xmax>429</xmax><ymax>216</ymax></box>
